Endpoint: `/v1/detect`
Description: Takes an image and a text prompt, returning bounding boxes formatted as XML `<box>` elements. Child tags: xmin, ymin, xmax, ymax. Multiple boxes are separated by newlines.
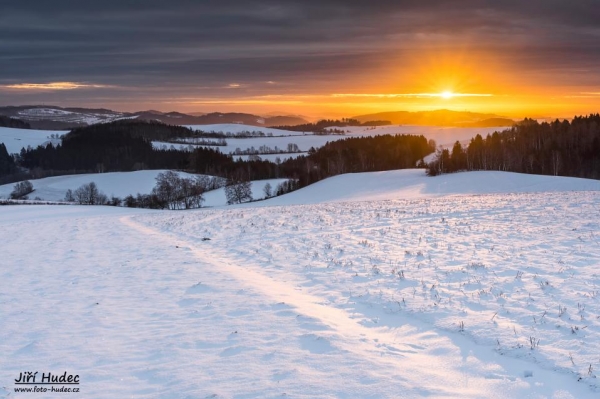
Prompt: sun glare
<box><xmin>441</xmin><ymin>91</ymin><xmax>454</xmax><ymax>99</ymax></box>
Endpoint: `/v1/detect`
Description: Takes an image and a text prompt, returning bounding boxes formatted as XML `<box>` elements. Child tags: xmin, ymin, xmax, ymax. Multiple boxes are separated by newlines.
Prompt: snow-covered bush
<box><xmin>10</xmin><ymin>180</ymin><xmax>34</xmax><ymax>199</ymax></box>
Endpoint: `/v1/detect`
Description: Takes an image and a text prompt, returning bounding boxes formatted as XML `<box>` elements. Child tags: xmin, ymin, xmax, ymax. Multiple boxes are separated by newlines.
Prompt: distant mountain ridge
<box><xmin>352</xmin><ymin>109</ymin><xmax>515</xmax><ymax>127</ymax></box>
<box><xmin>0</xmin><ymin>105</ymin><xmax>516</xmax><ymax>130</ymax></box>
<box><xmin>0</xmin><ymin>106</ymin><xmax>310</xmax><ymax>130</ymax></box>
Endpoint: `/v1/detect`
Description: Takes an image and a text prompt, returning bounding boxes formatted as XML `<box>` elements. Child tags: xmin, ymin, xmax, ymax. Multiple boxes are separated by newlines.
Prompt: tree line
<box><xmin>190</xmin><ymin>130</ymin><xmax>276</xmax><ymax>139</ymax></box>
<box><xmin>0</xmin><ymin>116</ymin><xmax>30</xmax><ymax>129</ymax></box>
<box><xmin>426</xmin><ymin>115</ymin><xmax>600</xmax><ymax>179</ymax></box>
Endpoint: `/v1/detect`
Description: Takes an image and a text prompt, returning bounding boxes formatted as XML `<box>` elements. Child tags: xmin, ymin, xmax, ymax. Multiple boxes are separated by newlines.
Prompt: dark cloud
<box><xmin>1</xmin><ymin>1</ymin><xmax>599</xmax><ymax>109</ymax></box>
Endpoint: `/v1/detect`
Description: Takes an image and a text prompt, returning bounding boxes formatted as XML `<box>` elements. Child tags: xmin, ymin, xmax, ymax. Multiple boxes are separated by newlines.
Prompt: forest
<box><xmin>280</xmin><ymin>134</ymin><xmax>434</xmax><ymax>187</ymax></box>
<box><xmin>5</xmin><ymin>120</ymin><xmax>432</xmax><ymax>193</ymax></box>
<box><xmin>427</xmin><ymin>114</ymin><xmax>600</xmax><ymax>179</ymax></box>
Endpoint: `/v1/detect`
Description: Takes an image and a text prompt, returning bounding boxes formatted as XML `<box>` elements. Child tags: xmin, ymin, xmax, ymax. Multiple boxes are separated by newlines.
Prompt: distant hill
<box><xmin>0</xmin><ymin>105</ymin><xmax>130</xmax><ymax>129</ymax></box>
<box><xmin>352</xmin><ymin>109</ymin><xmax>515</xmax><ymax>127</ymax></box>
<box><xmin>0</xmin><ymin>105</ymin><xmax>515</xmax><ymax>130</ymax></box>
<box><xmin>137</xmin><ymin>111</ymin><xmax>309</xmax><ymax>127</ymax></box>
<box><xmin>0</xmin><ymin>106</ymin><xmax>309</xmax><ymax>130</ymax></box>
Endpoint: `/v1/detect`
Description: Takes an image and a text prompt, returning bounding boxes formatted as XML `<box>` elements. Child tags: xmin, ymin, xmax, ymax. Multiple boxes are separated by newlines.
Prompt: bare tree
<box><xmin>225</xmin><ymin>178</ymin><xmax>253</xmax><ymax>204</ymax></box>
<box><xmin>263</xmin><ymin>182</ymin><xmax>273</xmax><ymax>199</ymax></box>
<box><xmin>153</xmin><ymin>171</ymin><xmax>180</xmax><ymax>209</ymax></box>
<box><xmin>74</xmin><ymin>182</ymin><xmax>107</xmax><ymax>205</ymax></box>
<box><xmin>152</xmin><ymin>171</ymin><xmax>207</xmax><ymax>210</ymax></box>
<box><xmin>64</xmin><ymin>189</ymin><xmax>75</xmax><ymax>202</ymax></box>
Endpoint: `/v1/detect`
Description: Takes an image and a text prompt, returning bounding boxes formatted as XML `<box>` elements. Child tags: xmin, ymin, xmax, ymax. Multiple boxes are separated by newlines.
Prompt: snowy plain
<box><xmin>185</xmin><ymin>124</ymin><xmax>308</xmax><ymax>137</ymax></box>
<box><xmin>152</xmin><ymin>134</ymin><xmax>342</xmax><ymax>156</ymax></box>
<box><xmin>159</xmin><ymin>124</ymin><xmax>505</xmax><ymax>160</ymax></box>
<box><xmin>184</xmin><ymin>123</ymin><xmax>504</xmax><ymax>147</ymax></box>
<box><xmin>1</xmin><ymin>170</ymin><xmax>600</xmax><ymax>398</ymax></box>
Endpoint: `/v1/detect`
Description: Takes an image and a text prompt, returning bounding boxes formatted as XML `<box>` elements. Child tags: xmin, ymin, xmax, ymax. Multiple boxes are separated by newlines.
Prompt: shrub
<box><xmin>109</xmin><ymin>196</ymin><xmax>122</xmax><ymax>207</ymax></box>
<box><xmin>10</xmin><ymin>180</ymin><xmax>34</xmax><ymax>199</ymax></box>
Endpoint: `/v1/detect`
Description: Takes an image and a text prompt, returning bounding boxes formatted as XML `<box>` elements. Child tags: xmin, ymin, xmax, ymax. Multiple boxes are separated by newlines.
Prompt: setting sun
<box><xmin>441</xmin><ymin>91</ymin><xmax>454</xmax><ymax>99</ymax></box>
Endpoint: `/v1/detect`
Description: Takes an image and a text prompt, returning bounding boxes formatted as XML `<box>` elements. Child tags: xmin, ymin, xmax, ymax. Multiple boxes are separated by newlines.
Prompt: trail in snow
<box><xmin>123</xmin><ymin>213</ymin><xmax>598</xmax><ymax>398</ymax></box>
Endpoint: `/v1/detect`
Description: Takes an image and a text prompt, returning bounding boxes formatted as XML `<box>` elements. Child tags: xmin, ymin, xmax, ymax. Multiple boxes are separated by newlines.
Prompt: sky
<box><xmin>1</xmin><ymin>0</ymin><xmax>600</xmax><ymax>119</ymax></box>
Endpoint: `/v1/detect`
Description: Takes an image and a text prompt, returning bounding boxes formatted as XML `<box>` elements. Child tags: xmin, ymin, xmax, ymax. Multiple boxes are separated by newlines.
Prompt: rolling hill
<box><xmin>0</xmin><ymin>106</ymin><xmax>309</xmax><ymax>129</ymax></box>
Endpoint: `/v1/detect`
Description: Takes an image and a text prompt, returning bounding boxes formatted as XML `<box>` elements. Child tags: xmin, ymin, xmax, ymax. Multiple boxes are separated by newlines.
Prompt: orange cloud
<box><xmin>0</xmin><ymin>82</ymin><xmax>110</xmax><ymax>91</ymax></box>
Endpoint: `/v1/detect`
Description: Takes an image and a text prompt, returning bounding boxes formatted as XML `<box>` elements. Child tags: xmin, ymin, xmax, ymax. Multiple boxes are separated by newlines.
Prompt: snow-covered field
<box><xmin>177</xmin><ymin>124</ymin><xmax>504</xmax><ymax>158</ymax></box>
<box><xmin>185</xmin><ymin>124</ymin><xmax>307</xmax><ymax>137</ymax></box>
<box><xmin>0</xmin><ymin>170</ymin><xmax>286</xmax><ymax>207</ymax></box>
<box><xmin>254</xmin><ymin>169</ymin><xmax>600</xmax><ymax>206</ymax></box>
<box><xmin>0</xmin><ymin>126</ymin><xmax>65</xmax><ymax>154</ymax></box>
<box><xmin>1</xmin><ymin>170</ymin><xmax>600</xmax><ymax>398</ymax></box>
<box><xmin>152</xmin><ymin>141</ymin><xmax>304</xmax><ymax>162</ymax></box>
<box><xmin>153</xmin><ymin>134</ymin><xmax>339</xmax><ymax>155</ymax></box>
<box><xmin>183</xmin><ymin>123</ymin><xmax>504</xmax><ymax>147</ymax></box>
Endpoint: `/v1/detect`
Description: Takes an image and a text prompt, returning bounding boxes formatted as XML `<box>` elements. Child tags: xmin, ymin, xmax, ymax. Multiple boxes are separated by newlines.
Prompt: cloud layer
<box><xmin>1</xmin><ymin>1</ymin><xmax>599</xmax><ymax>115</ymax></box>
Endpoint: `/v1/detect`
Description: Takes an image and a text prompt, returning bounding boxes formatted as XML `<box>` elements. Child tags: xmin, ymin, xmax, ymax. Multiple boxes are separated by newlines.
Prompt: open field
<box><xmin>1</xmin><ymin>170</ymin><xmax>600</xmax><ymax>398</ymax></box>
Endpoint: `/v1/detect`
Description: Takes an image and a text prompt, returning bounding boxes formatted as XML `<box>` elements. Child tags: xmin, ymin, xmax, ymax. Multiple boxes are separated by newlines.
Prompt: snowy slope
<box><xmin>203</xmin><ymin>178</ymin><xmax>290</xmax><ymax>207</ymax></box>
<box><xmin>0</xmin><ymin>170</ymin><xmax>200</xmax><ymax>201</ymax></box>
<box><xmin>0</xmin><ymin>170</ymin><xmax>288</xmax><ymax>207</ymax></box>
<box><xmin>152</xmin><ymin>141</ymin><xmax>306</xmax><ymax>162</ymax></box>
<box><xmin>0</xmin><ymin>126</ymin><xmax>66</xmax><ymax>154</ymax></box>
<box><xmin>155</xmin><ymin>134</ymin><xmax>340</xmax><ymax>155</ymax></box>
<box><xmin>2</xmin><ymin>171</ymin><xmax>600</xmax><ymax>398</ymax></box>
<box><xmin>257</xmin><ymin>169</ymin><xmax>600</xmax><ymax>206</ymax></box>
